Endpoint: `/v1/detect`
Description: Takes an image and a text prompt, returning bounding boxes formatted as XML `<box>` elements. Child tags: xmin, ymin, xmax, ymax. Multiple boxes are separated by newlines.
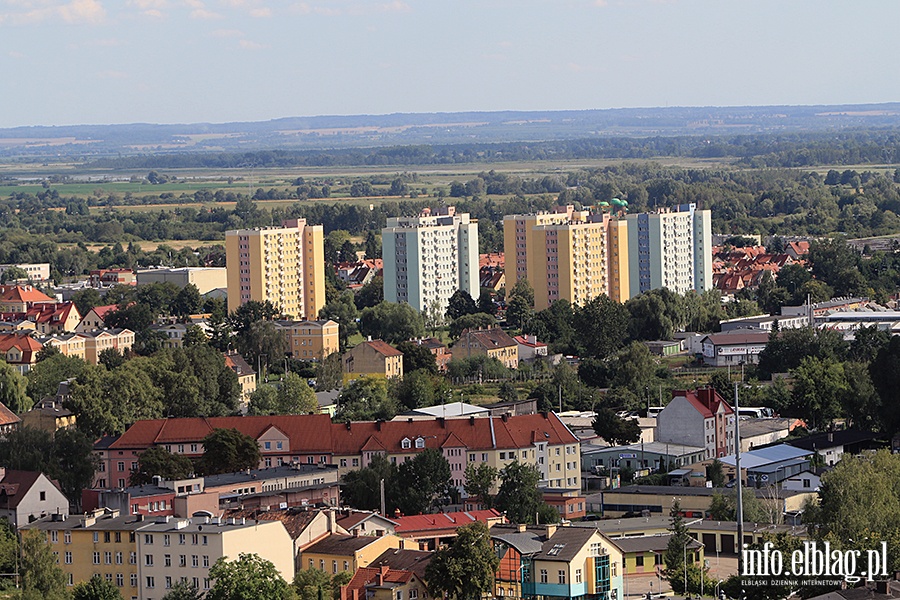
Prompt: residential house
<box><xmin>76</xmin><ymin>304</ymin><xmax>119</xmax><ymax>332</ymax></box>
<box><xmin>715</xmin><ymin>444</ymin><xmax>814</xmax><ymax>487</ymax></box>
<box><xmin>341</xmin><ymin>565</ymin><xmax>428</xmax><ymax>600</ymax></box>
<box><xmin>343</xmin><ymin>340</ymin><xmax>403</xmax><ymax>383</ymax></box>
<box><xmin>785</xmin><ymin>241</ymin><xmax>810</xmax><ymax>261</ymax></box>
<box><xmin>785</xmin><ymin>430</ymin><xmax>884</xmax><ymax>467</ymax></box>
<box><xmin>454</xmin><ymin>328</ymin><xmax>519</xmax><ymax>369</ymax></box>
<box><xmin>223</xmin><ymin>352</ymin><xmax>256</xmax><ymax>403</ymax></box>
<box><xmin>0</xmin><ymin>284</ymin><xmax>56</xmax><ymax>313</ymax></box>
<box><xmin>656</xmin><ymin>388</ymin><xmax>736</xmax><ymax>460</ymax></box>
<box><xmin>0</xmin><ymin>319</ymin><xmax>35</xmax><ymax>333</ymax></box>
<box><xmin>492</xmin><ymin>523</ymin><xmax>624</xmax><ymax>600</ymax></box>
<box><xmin>37</xmin><ymin>333</ymin><xmax>86</xmax><ymax>360</ymax></box>
<box><xmin>0</xmin><ymin>302</ymin><xmax>81</xmax><ymax>334</ymax></box>
<box><xmin>781</xmin><ymin>470</ymin><xmax>821</xmax><ymax>492</ymax></box>
<box><xmin>136</xmin><ymin>267</ymin><xmax>227</xmax><ymax>295</ymax></box>
<box><xmin>276</xmin><ymin>319</ymin><xmax>340</xmax><ymax>361</ymax></box>
<box><xmin>20</xmin><ymin>399</ymin><xmax>76</xmax><ymax>436</ymax></box>
<box><xmin>581</xmin><ymin>442</ymin><xmax>707</xmax><ymax>474</ymax></box>
<box><xmin>300</xmin><ymin>533</ymin><xmax>403</xmax><ymax>576</ymax></box>
<box><xmin>335</xmin><ymin>259</ymin><xmax>383</xmax><ymax>289</ymax></box>
<box><xmin>608</xmin><ymin>533</ymin><xmax>703</xmax><ymax>578</ymax></box>
<box><xmin>0</xmin><ymin>331</ymin><xmax>44</xmax><ymax>373</ymax></box>
<box><xmin>0</xmin><ymin>468</ymin><xmax>69</xmax><ymax>527</ymax></box>
<box><xmin>0</xmin><ymin>263</ymin><xmax>50</xmax><ymax>282</ymax></box>
<box><xmin>409</xmin><ymin>337</ymin><xmax>451</xmax><ymax>373</ymax></box>
<box><xmin>514</xmin><ymin>335</ymin><xmax>549</xmax><ymax>362</ymax></box>
<box><xmin>335</xmin><ymin>511</ymin><xmax>398</xmax><ymax>537</ymax></box>
<box><xmin>0</xmin><ymin>401</ymin><xmax>20</xmax><ymax>436</ymax></box>
<box><xmin>150</xmin><ymin>323</ymin><xmax>190</xmax><ymax>349</ymax></box>
<box><xmin>77</xmin><ymin>328</ymin><xmax>135</xmax><ymax>364</ymax></box>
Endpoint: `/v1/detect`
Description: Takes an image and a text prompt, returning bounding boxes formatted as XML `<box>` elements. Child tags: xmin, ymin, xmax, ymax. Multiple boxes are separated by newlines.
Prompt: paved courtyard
<box><xmin>623</xmin><ymin>556</ymin><xmax>738</xmax><ymax>598</ymax></box>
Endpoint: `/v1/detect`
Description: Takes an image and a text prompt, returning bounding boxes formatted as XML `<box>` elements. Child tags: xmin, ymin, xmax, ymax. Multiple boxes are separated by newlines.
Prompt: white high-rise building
<box><xmin>626</xmin><ymin>203</ymin><xmax>712</xmax><ymax>298</ymax></box>
<box><xmin>382</xmin><ymin>206</ymin><xmax>479</xmax><ymax>313</ymax></box>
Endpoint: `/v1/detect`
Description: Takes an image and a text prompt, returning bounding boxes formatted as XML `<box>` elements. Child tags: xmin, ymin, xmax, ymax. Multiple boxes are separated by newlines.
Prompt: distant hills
<box><xmin>3</xmin><ymin>103</ymin><xmax>900</xmax><ymax>161</ymax></box>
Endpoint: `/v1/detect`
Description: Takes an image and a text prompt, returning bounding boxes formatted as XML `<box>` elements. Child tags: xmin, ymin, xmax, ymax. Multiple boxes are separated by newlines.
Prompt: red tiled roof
<box><xmin>513</xmin><ymin>335</ymin><xmax>547</xmax><ymax>349</ymax></box>
<box><xmin>392</xmin><ymin>509</ymin><xmax>502</xmax><ymax>534</ymax></box>
<box><xmin>460</xmin><ymin>327</ymin><xmax>517</xmax><ymax>349</ymax></box>
<box><xmin>0</xmin><ymin>285</ymin><xmax>54</xmax><ymax>305</ymax></box>
<box><xmin>478</xmin><ymin>253</ymin><xmax>504</xmax><ymax>269</ymax></box>
<box><xmin>0</xmin><ymin>401</ymin><xmax>20</xmax><ymax>425</ymax></box>
<box><xmin>0</xmin><ymin>332</ymin><xmax>43</xmax><ymax>362</ymax></box>
<box><xmin>672</xmin><ymin>388</ymin><xmax>734</xmax><ymax>419</ymax></box>
<box><xmin>89</xmin><ymin>305</ymin><xmax>120</xmax><ymax>320</ymax></box>
<box><xmin>360</xmin><ymin>340</ymin><xmax>402</xmax><ymax>357</ymax></box>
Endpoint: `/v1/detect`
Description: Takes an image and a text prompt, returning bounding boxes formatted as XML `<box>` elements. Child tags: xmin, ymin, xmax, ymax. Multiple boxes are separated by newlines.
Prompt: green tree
<box><xmin>72</xmin><ymin>287</ymin><xmax>103</xmax><ymax>317</ymax></box>
<box><xmin>756</xmin><ymin>327</ymin><xmax>847</xmax><ymax>380</ymax></box>
<box><xmin>182</xmin><ymin>324</ymin><xmax>209</xmax><ymax>347</ymax></box>
<box><xmin>19</xmin><ymin>528</ymin><xmax>68</xmax><ymax>600</ymax></box>
<box><xmin>172</xmin><ymin>284</ymin><xmax>202</xmax><ymax>317</ymax></box>
<box><xmin>73</xmin><ymin>574</ymin><xmax>125</xmax><ymax>600</ymax></box>
<box><xmin>334</xmin><ymin>377</ymin><xmax>397</xmax><ymax>423</ymax></box>
<box><xmin>392</xmin><ymin>369</ymin><xmax>436</xmax><ymax>411</ymax></box>
<box><xmin>476</xmin><ymin>291</ymin><xmax>496</xmax><ymax>316</ymax></box>
<box><xmin>395</xmin><ymin>341</ymin><xmax>438</xmax><ymax>375</ymax></box>
<box><xmin>26</xmin><ymin>352</ymin><xmax>86</xmax><ymax>402</ymax></box>
<box><xmin>463</xmin><ymin>462</ymin><xmax>498</xmax><ymax>509</ymax></box>
<box><xmin>425</xmin><ymin>522</ymin><xmax>500</xmax><ymax>600</ymax></box>
<box><xmin>354</xmin><ymin>276</ymin><xmax>384</xmax><ymax>311</ymax></box>
<box><xmin>505</xmin><ymin>279</ymin><xmax>534</xmax><ymax>329</ymax></box>
<box><xmin>445</xmin><ymin>290</ymin><xmax>477</xmax><ymax>321</ymax></box>
<box><xmin>396</xmin><ymin>448</ymin><xmax>452</xmax><ymax>515</ymax></box>
<box><xmin>707</xmin><ymin>488</ymin><xmax>768</xmax><ymax>523</ymax></box>
<box><xmin>591</xmin><ymin>408</ymin><xmax>641</xmax><ymax>446</ymax></box>
<box><xmin>230</xmin><ymin>300</ymin><xmax>280</xmax><ymax>335</ymax></box>
<box><xmin>0</xmin><ymin>359</ymin><xmax>31</xmax><ymax>413</ymax></box>
<box><xmin>319</xmin><ymin>291</ymin><xmax>358</xmax><ymax>351</ymax></box>
<box><xmin>572</xmin><ymin>295</ymin><xmax>629</xmax><ymax>359</ymax></box>
<box><xmin>340</xmin><ymin>454</ymin><xmax>399</xmax><ymax>512</ymax></box>
<box><xmin>248</xmin><ymin>373</ymin><xmax>317</xmax><ymax>415</ymax></box>
<box><xmin>130</xmin><ymin>446</ymin><xmax>195</xmax><ymax>486</ymax></box>
<box><xmin>359</xmin><ymin>302</ymin><xmax>425</xmax><ymax>344</ymax></box>
<box><xmin>788</xmin><ymin>357</ymin><xmax>847</xmax><ymax>429</ymax></box>
<box><xmin>449</xmin><ymin>313</ymin><xmax>496</xmax><ymax>339</ymax></box>
<box><xmin>1</xmin><ymin>265</ymin><xmax>29</xmax><ymax>282</ymax></box>
<box><xmin>364</xmin><ymin>230</ymin><xmax>380</xmax><ymax>260</ymax></box>
<box><xmin>625</xmin><ymin>288</ymin><xmax>684</xmax><ymax>341</ymax></box>
<box><xmin>293</xmin><ymin>568</ymin><xmax>332</xmax><ymax>600</ymax></box>
<box><xmin>207</xmin><ymin>553</ymin><xmax>295</xmax><ymax>600</ymax></box>
<box><xmin>494</xmin><ymin>461</ymin><xmax>558</xmax><ymax>524</ymax></box>
<box><xmin>237</xmin><ymin>320</ymin><xmax>286</xmax><ymax>377</ymax></box>
<box><xmin>497</xmin><ymin>381</ymin><xmax>519</xmax><ymax>404</ymax></box>
<box><xmin>162</xmin><ymin>580</ymin><xmax>204</xmax><ymax>600</ymax></box>
<box><xmin>198</xmin><ymin>429</ymin><xmax>262</xmax><ymax>476</ymax></box>
<box><xmin>314</xmin><ymin>352</ymin><xmax>343</xmax><ymax>391</ymax></box>
<box><xmin>706</xmin><ymin>458</ymin><xmax>725</xmax><ymax>487</ymax></box>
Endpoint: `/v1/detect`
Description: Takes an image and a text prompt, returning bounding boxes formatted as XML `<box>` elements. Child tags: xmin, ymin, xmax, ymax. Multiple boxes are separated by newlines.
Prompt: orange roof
<box><xmin>0</xmin><ymin>401</ymin><xmax>20</xmax><ymax>425</ymax></box>
<box><xmin>90</xmin><ymin>305</ymin><xmax>120</xmax><ymax>320</ymax></box>
<box><xmin>0</xmin><ymin>285</ymin><xmax>54</xmax><ymax>305</ymax></box>
<box><xmin>479</xmin><ymin>252</ymin><xmax>504</xmax><ymax>269</ymax></box>
<box><xmin>671</xmin><ymin>388</ymin><xmax>734</xmax><ymax>419</ymax></box>
<box><xmin>0</xmin><ymin>332</ymin><xmax>43</xmax><ymax>361</ymax></box>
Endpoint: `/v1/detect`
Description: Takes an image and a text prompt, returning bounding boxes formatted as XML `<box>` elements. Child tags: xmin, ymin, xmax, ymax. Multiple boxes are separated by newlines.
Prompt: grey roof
<box><xmin>589</xmin><ymin>485</ymin><xmax>812</xmax><ymax>499</ymax></box>
<box><xmin>492</xmin><ymin>531</ymin><xmax>546</xmax><ymax>555</ymax></box>
<box><xmin>408</xmin><ymin>402</ymin><xmax>489</xmax><ymax>418</ymax></box>
<box><xmin>23</xmin><ymin>512</ymin><xmax>147</xmax><ymax>532</ymax></box>
<box><xmin>138</xmin><ymin>516</ymin><xmax>279</xmax><ymax>533</ymax></box>
<box><xmin>369</xmin><ymin>548</ymin><xmax>433</xmax><ymax>580</ymax></box>
<box><xmin>718</xmin><ymin>445</ymin><xmax>812</xmax><ymax>469</ymax></box>
<box><xmin>785</xmin><ymin>430</ymin><xmax>882</xmax><ymax>452</ymax></box>
<box><xmin>204</xmin><ymin>464</ymin><xmax>338</xmax><ymax>488</ymax></box>
<box><xmin>583</xmin><ymin>441</ymin><xmax>705</xmax><ymax>457</ymax></box>
<box><xmin>740</xmin><ymin>418</ymin><xmax>795</xmax><ymax>438</ymax></box>
<box><xmin>608</xmin><ymin>534</ymin><xmax>701</xmax><ymax>554</ymax></box>
<box><xmin>303</xmin><ymin>533</ymin><xmax>385</xmax><ymax>555</ymax></box>
<box><xmin>570</xmin><ymin>515</ymin><xmax>696</xmax><ymax>534</ymax></box>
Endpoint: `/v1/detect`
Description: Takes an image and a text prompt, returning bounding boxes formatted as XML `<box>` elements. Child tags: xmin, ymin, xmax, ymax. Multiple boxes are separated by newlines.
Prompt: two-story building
<box><xmin>343</xmin><ymin>340</ymin><xmax>404</xmax><ymax>383</ymax></box>
<box><xmin>0</xmin><ymin>468</ymin><xmax>69</xmax><ymax>527</ymax></box>
<box><xmin>77</xmin><ymin>328</ymin><xmax>136</xmax><ymax>364</ymax></box>
<box><xmin>0</xmin><ymin>332</ymin><xmax>44</xmax><ymax>373</ymax></box>
<box><xmin>276</xmin><ymin>319</ymin><xmax>340</xmax><ymax>361</ymax></box>
<box><xmin>454</xmin><ymin>328</ymin><xmax>519</xmax><ymax>369</ymax></box>
<box><xmin>300</xmin><ymin>533</ymin><xmax>403</xmax><ymax>576</ymax></box>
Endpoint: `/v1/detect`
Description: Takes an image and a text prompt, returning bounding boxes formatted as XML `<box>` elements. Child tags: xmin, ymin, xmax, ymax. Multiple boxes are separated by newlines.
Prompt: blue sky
<box><xmin>1</xmin><ymin>0</ymin><xmax>898</xmax><ymax>127</ymax></box>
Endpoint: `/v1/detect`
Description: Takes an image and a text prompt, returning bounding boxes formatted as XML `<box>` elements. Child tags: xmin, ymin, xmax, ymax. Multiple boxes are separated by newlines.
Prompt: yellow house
<box><xmin>23</xmin><ymin>508</ymin><xmax>144</xmax><ymax>600</ymax></box>
<box><xmin>77</xmin><ymin>328</ymin><xmax>135</xmax><ymax>365</ymax></box>
<box><xmin>223</xmin><ymin>352</ymin><xmax>257</xmax><ymax>404</ymax></box>
<box><xmin>20</xmin><ymin>399</ymin><xmax>76</xmax><ymax>435</ymax></box>
<box><xmin>277</xmin><ymin>319</ymin><xmax>340</xmax><ymax>361</ymax></box>
<box><xmin>453</xmin><ymin>328</ymin><xmax>519</xmax><ymax>369</ymax></box>
<box><xmin>343</xmin><ymin>340</ymin><xmax>403</xmax><ymax>383</ymax></box>
<box><xmin>38</xmin><ymin>333</ymin><xmax>86</xmax><ymax>361</ymax></box>
<box><xmin>300</xmin><ymin>533</ymin><xmax>403</xmax><ymax>576</ymax></box>
<box><xmin>609</xmin><ymin>534</ymin><xmax>703</xmax><ymax>577</ymax></box>
<box><xmin>342</xmin><ymin>565</ymin><xmax>429</xmax><ymax>600</ymax></box>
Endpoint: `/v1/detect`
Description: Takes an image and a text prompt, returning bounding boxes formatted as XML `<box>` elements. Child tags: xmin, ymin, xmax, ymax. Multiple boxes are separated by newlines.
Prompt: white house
<box><xmin>656</xmin><ymin>388</ymin><xmax>736</xmax><ymax>460</ymax></box>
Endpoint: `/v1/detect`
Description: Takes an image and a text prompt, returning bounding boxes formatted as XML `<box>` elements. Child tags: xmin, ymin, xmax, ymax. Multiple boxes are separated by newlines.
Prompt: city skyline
<box><xmin>2</xmin><ymin>0</ymin><xmax>899</xmax><ymax>128</ymax></box>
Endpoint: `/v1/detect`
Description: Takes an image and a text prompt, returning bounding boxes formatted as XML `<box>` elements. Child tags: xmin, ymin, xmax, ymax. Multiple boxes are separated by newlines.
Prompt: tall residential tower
<box><xmin>225</xmin><ymin>219</ymin><xmax>325</xmax><ymax>319</ymax></box>
<box><xmin>625</xmin><ymin>203</ymin><xmax>712</xmax><ymax>298</ymax></box>
<box><xmin>382</xmin><ymin>206</ymin><xmax>479</xmax><ymax>314</ymax></box>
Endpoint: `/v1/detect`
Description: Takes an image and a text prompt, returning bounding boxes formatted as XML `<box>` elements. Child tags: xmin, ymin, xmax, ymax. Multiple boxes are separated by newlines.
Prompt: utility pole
<box><xmin>380</xmin><ymin>478</ymin><xmax>386</xmax><ymax>516</ymax></box>
<box><xmin>734</xmin><ymin>382</ymin><xmax>744</xmax><ymax>582</ymax></box>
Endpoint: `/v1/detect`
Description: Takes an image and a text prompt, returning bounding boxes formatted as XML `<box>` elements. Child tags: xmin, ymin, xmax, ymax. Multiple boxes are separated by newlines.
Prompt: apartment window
<box><xmin>68</xmin><ymin>573</ymin><xmax>73</xmax><ymax>587</ymax></box>
<box><xmin>203</xmin><ymin>555</ymin><xmax>210</xmax><ymax>568</ymax></box>
<box><xmin>146</xmin><ymin>576</ymin><xmax>155</xmax><ymax>589</ymax></box>
<box><xmin>131</xmin><ymin>573</ymin><xmax>138</xmax><ymax>588</ymax></box>
<box><xmin>93</xmin><ymin>552</ymin><xmax>101</xmax><ymax>565</ymax></box>
<box><xmin>192</xmin><ymin>534</ymin><xmax>199</xmax><ymax>545</ymax></box>
<box><xmin>104</xmin><ymin>531</ymin><xmax>111</xmax><ymax>543</ymax></box>
<box><xmin>410</xmin><ymin>590</ymin><xmax>418</xmax><ymax>600</ymax></box>
<box><xmin>332</xmin><ymin>560</ymin><xmax>337</xmax><ymax>574</ymax></box>
<box><xmin>64</xmin><ymin>551</ymin><xmax>72</xmax><ymax>564</ymax></box>
<box><xmin>192</xmin><ymin>555</ymin><xmax>199</xmax><ymax>568</ymax></box>
<box><xmin>50</xmin><ymin>531</ymin><xmax>58</xmax><ymax>543</ymax></box>
<box><xmin>117</xmin><ymin>461</ymin><xmax>125</xmax><ymax>472</ymax></box>
<box><xmin>115</xmin><ymin>532</ymin><xmax>122</xmax><ymax>543</ymax></box>
<box><xmin>130</xmin><ymin>552</ymin><xmax>137</xmax><ymax>564</ymax></box>
<box><xmin>116</xmin><ymin>573</ymin><xmax>124</xmax><ymax>587</ymax></box>
<box><xmin>93</xmin><ymin>532</ymin><xmax>99</xmax><ymax>543</ymax></box>
<box><xmin>309</xmin><ymin>559</ymin><xmax>314</xmax><ymax>569</ymax></box>
<box><xmin>180</xmin><ymin>555</ymin><xmax>187</xmax><ymax>567</ymax></box>
<box><xmin>105</xmin><ymin>551</ymin><xmax>112</xmax><ymax>564</ymax></box>
<box><xmin>64</xmin><ymin>531</ymin><xmax>71</xmax><ymax>544</ymax></box>
<box><xmin>540</xmin><ymin>569</ymin><xmax>548</xmax><ymax>584</ymax></box>
<box><xmin>202</xmin><ymin>535</ymin><xmax>208</xmax><ymax>546</ymax></box>
<box><xmin>164</xmin><ymin>535</ymin><xmax>170</xmax><ymax>546</ymax></box>
<box><xmin>352</xmin><ymin>458</ymin><xmax>359</xmax><ymax>467</ymax></box>
<box><xmin>165</xmin><ymin>576</ymin><xmax>172</xmax><ymax>589</ymax></box>
<box><xmin>144</xmin><ymin>534</ymin><xmax>154</xmax><ymax>545</ymax></box>
<box><xmin>636</xmin><ymin>555</ymin><xmax>644</xmax><ymax>567</ymax></box>
<box><xmin>264</xmin><ymin>441</ymin><xmax>271</xmax><ymax>450</ymax></box>
<box><xmin>106</xmin><ymin>573</ymin><xmax>113</xmax><ymax>583</ymax></box>
<box><xmin>145</xmin><ymin>554</ymin><xmax>154</xmax><ymax>566</ymax></box>
<box><xmin>164</xmin><ymin>555</ymin><xmax>171</xmax><ymax>567</ymax></box>
<box><xmin>340</xmin><ymin>459</ymin><xmax>347</xmax><ymax>467</ymax></box>
<box><xmin>320</xmin><ymin>560</ymin><xmax>325</xmax><ymax>570</ymax></box>
<box><xmin>204</xmin><ymin>578</ymin><xmax>211</xmax><ymax>590</ymax></box>
<box><xmin>179</xmin><ymin>534</ymin><xmax>186</xmax><ymax>545</ymax></box>
<box><xmin>558</xmin><ymin>570</ymin><xmax>566</xmax><ymax>585</ymax></box>
<box><xmin>343</xmin><ymin>561</ymin><xmax>349</xmax><ymax>571</ymax></box>
<box><xmin>575</xmin><ymin>569</ymin><xmax>582</xmax><ymax>584</ymax></box>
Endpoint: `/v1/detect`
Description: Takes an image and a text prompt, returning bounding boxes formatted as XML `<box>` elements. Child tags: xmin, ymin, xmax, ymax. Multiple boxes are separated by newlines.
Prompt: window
<box><xmin>396</xmin><ymin>592</ymin><xmax>403</xmax><ymax>600</ymax></box>
<box><xmin>265</xmin><ymin>441</ymin><xmax>271</xmax><ymax>450</ymax></box>
<box><xmin>115</xmin><ymin>532</ymin><xmax>122</xmax><ymax>543</ymax></box>
<box><xmin>332</xmin><ymin>560</ymin><xmax>337</xmax><ymax>574</ymax></box>
<box><xmin>340</xmin><ymin>459</ymin><xmax>347</xmax><ymax>467</ymax></box>
<box><xmin>116</xmin><ymin>551</ymin><xmax>123</xmax><ymax>565</ymax></box>
<box><xmin>105</xmin><ymin>531</ymin><xmax>111</xmax><ymax>543</ymax></box>
<box><xmin>401</xmin><ymin>438</ymin><xmax>411</xmax><ymax>449</ymax></box>
<box><xmin>410</xmin><ymin>590</ymin><xmax>418</xmax><ymax>600</ymax></box>
<box><xmin>93</xmin><ymin>532</ymin><xmax>99</xmax><ymax>543</ymax></box>
<box><xmin>415</xmin><ymin>437</ymin><xmax>425</xmax><ymax>449</ymax></box>
<box><xmin>202</xmin><ymin>535</ymin><xmax>208</xmax><ymax>545</ymax></box>
<box><xmin>635</xmin><ymin>555</ymin><xmax>644</xmax><ymax>567</ymax></box>
<box><xmin>558</xmin><ymin>570</ymin><xmax>566</xmax><ymax>584</ymax></box>
<box><xmin>117</xmin><ymin>461</ymin><xmax>125</xmax><ymax>472</ymax></box>
<box><xmin>93</xmin><ymin>552</ymin><xmax>101</xmax><ymax>565</ymax></box>
<box><xmin>540</xmin><ymin>569</ymin><xmax>548</xmax><ymax>584</ymax></box>
<box><xmin>106</xmin><ymin>573</ymin><xmax>113</xmax><ymax>583</ymax></box>
<box><xmin>65</xmin><ymin>551</ymin><xmax>72</xmax><ymax>564</ymax></box>
<box><xmin>105</xmin><ymin>551</ymin><xmax>112</xmax><ymax>564</ymax></box>
<box><xmin>50</xmin><ymin>531</ymin><xmax>58</xmax><ymax>543</ymax></box>
<box><xmin>131</xmin><ymin>573</ymin><xmax>138</xmax><ymax>588</ymax></box>
<box><xmin>320</xmin><ymin>559</ymin><xmax>325</xmax><ymax>570</ymax></box>
<box><xmin>178</xmin><ymin>534</ymin><xmax>186</xmax><ymax>545</ymax></box>
<box><xmin>116</xmin><ymin>573</ymin><xmax>124</xmax><ymax>587</ymax></box>
<box><xmin>352</xmin><ymin>458</ymin><xmax>359</xmax><ymax>467</ymax></box>
<box><xmin>204</xmin><ymin>578</ymin><xmax>211</xmax><ymax>590</ymax></box>
<box><xmin>146</xmin><ymin>576</ymin><xmax>155</xmax><ymax>589</ymax></box>
<box><xmin>164</xmin><ymin>555</ymin><xmax>171</xmax><ymax>567</ymax></box>
<box><xmin>655</xmin><ymin>554</ymin><xmax>663</xmax><ymax>566</ymax></box>
<box><xmin>165</xmin><ymin>576</ymin><xmax>172</xmax><ymax>589</ymax></box>
<box><xmin>64</xmin><ymin>531</ymin><xmax>71</xmax><ymax>544</ymax></box>
<box><xmin>180</xmin><ymin>555</ymin><xmax>187</xmax><ymax>567</ymax></box>
<box><xmin>343</xmin><ymin>561</ymin><xmax>349</xmax><ymax>571</ymax></box>
<box><xmin>144</xmin><ymin>534</ymin><xmax>154</xmax><ymax>545</ymax></box>
<box><xmin>192</xmin><ymin>534</ymin><xmax>199</xmax><ymax>545</ymax></box>
<box><xmin>203</xmin><ymin>555</ymin><xmax>209</xmax><ymax>568</ymax></box>
<box><xmin>68</xmin><ymin>573</ymin><xmax>73</xmax><ymax>587</ymax></box>
<box><xmin>164</xmin><ymin>535</ymin><xmax>170</xmax><ymax>546</ymax></box>
<box><xmin>309</xmin><ymin>559</ymin><xmax>314</xmax><ymax>569</ymax></box>
<box><xmin>192</xmin><ymin>555</ymin><xmax>199</xmax><ymax>568</ymax></box>
<box><xmin>803</xmin><ymin>478</ymin><xmax>811</xmax><ymax>488</ymax></box>
<box><xmin>145</xmin><ymin>554</ymin><xmax>154</xmax><ymax>566</ymax></box>
<box><xmin>575</xmin><ymin>569</ymin><xmax>582</xmax><ymax>584</ymax></box>
<box><xmin>130</xmin><ymin>552</ymin><xmax>137</xmax><ymax>564</ymax></box>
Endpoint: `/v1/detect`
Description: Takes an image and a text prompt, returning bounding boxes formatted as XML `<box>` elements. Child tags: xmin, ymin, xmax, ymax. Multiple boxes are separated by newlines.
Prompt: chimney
<box><xmin>517</xmin><ymin>523</ymin><xmax>527</xmax><ymax>533</ymax></box>
<box><xmin>327</xmin><ymin>510</ymin><xmax>335</xmax><ymax>534</ymax></box>
<box><xmin>0</xmin><ymin>467</ymin><xmax>5</xmax><ymax>481</ymax></box>
<box><xmin>545</xmin><ymin>524</ymin><xmax>558</xmax><ymax>538</ymax></box>
<box><xmin>469</xmin><ymin>416</ymin><xmax>475</xmax><ymax>426</ymax></box>
<box><xmin>501</xmin><ymin>414</ymin><xmax>508</xmax><ymax>423</ymax></box>
<box><xmin>438</xmin><ymin>417</ymin><xmax>445</xmax><ymax>428</ymax></box>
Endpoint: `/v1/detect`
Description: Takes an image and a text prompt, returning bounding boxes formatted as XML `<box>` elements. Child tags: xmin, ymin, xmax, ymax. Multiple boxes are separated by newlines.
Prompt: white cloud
<box><xmin>238</xmin><ymin>38</ymin><xmax>267</xmax><ymax>49</ymax></box>
<box><xmin>0</xmin><ymin>0</ymin><xmax>106</xmax><ymax>24</ymax></box>
<box><xmin>287</xmin><ymin>0</ymin><xmax>410</xmax><ymax>17</ymax></box>
<box><xmin>190</xmin><ymin>7</ymin><xmax>222</xmax><ymax>18</ymax></box>
<box><xmin>248</xmin><ymin>6</ymin><xmax>269</xmax><ymax>16</ymax></box>
<box><xmin>593</xmin><ymin>0</ymin><xmax>607</xmax><ymax>6</ymax></box>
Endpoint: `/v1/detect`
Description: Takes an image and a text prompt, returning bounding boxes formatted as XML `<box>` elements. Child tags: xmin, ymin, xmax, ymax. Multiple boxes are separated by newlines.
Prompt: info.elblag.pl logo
<box><xmin>742</xmin><ymin>541</ymin><xmax>889</xmax><ymax>583</ymax></box>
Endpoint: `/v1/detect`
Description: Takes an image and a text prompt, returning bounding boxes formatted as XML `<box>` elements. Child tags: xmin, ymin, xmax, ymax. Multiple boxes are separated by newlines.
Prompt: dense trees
<box><xmin>198</xmin><ymin>429</ymin><xmax>262</xmax><ymax>476</ymax></box>
<box><xmin>493</xmin><ymin>461</ymin><xmax>559</xmax><ymax>525</ymax></box>
<box><xmin>425</xmin><ymin>522</ymin><xmax>499</xmax><ymax>600</ymax></box>
<box><xmin>341</xmin><ymin>449</ymin><xmax>452</xmax><ymax>515</ymax></box>
<box><xmin>591</xmin><ymin>409</ymin><xmax>641</xmax><ymax>446</ymax></box>
<box><xmin>359</xmin><ymin>302</ymin><xmax>425</xmax><ymax>344</ymax></box>
<box><xmin>248</xmin><ymin>373</ymin><xmax>317</xmax><ymax>416</ymax></box>
<box><xmin>130</xmin><ymin>446</ymin><xmax>195</xmax><ymax>485</ymax></box>
<box><xmin>207</xmin><ymin>554</ymin><xmax>295</xmax><ymax>600</ymax></box>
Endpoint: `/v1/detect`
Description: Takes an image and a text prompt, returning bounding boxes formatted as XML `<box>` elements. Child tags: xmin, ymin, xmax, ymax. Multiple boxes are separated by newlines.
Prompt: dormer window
<box><xmin>401</xmin><ymin>438</ymin><xmax>411</xmax><ymax>450</ymax></box>
<box><xmin>415</xmin><ymin>437</ymin><xmax>425</xmax><ymax>449</ymax></box>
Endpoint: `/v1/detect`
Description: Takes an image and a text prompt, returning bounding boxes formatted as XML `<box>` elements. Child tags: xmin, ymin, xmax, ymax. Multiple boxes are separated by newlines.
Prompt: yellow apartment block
<box><xmin>300</xmin><ymin>533</ymin><xmax>403</xmax><ymax>576</ymax></box>
<box><xmin>504</xmin><ymin>206</ymin><xmax>629</xmax><ymax>310</ymax></box>
<box><xmin>226</xmin><ymin>219</ymin><xmax>325</xmax><ymax>320</ymax></box>
<box><xmin>342</xmin><ymin>340</ymin><xmax>403</xmax><ymax>383</ymax></box>
<box><xmin>277</xmin><ymin>319</ymin><xmax>340</xmax><ymax>361</ymax></box>
<box><xmin>24</xmin><ymin>509</ymin><xmax>145</xmax><ymax>600</ymax></box>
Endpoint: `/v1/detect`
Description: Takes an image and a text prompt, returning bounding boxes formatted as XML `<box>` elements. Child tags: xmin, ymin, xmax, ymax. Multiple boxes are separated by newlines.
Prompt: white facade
<box><xmin>382</xmin><ymin>206</ymin><xmax>479</xmax><ymax>313</ymax></box>
<box><xmin>626</xmin><ymin>203</ymin><xmax>712</xmax><ymax>298</ymax></box>
<box><xmin>656</xmin><ymin>390</ymin><xmax>736</xmax><ymax>460</ymax></box>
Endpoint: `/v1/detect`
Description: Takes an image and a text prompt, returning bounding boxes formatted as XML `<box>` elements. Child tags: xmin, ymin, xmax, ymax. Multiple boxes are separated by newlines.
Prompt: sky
<box><xmin>1</xmin><ymin>0</ymin><xmax>899</xmax><ymax>128</ymax></box>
